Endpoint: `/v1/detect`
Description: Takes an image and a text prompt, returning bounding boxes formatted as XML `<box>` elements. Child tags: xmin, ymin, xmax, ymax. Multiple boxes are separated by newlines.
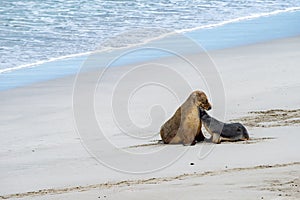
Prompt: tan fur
<box><xmin>160</xmin><ymin>90</ymin><xmax>211</xmax><ymax>145</ymax></box>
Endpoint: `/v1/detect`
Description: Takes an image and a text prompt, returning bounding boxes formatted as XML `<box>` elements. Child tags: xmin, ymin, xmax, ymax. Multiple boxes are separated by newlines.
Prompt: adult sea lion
<box><xmin>160</xmin><ymin>90</ymin><xmax>212</xmax><ymax>145</ymax></box>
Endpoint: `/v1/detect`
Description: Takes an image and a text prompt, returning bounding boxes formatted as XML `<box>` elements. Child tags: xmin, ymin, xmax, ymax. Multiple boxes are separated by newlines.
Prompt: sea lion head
<box><xmin>236</xmin><ymin>123</ymin><xmax>249</xmax><ymax>140</ymax></box>
<box><xmin>191</xmin><ymin>90</ymin><xmax>212</xmax><ymax>110</ymax></box>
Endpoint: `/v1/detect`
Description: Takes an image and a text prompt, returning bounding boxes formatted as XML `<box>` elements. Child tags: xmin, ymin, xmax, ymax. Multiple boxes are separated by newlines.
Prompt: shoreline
<box><xmin>0</xmin><ymin>36</ymin><xmax>299</xmax><ymax>199</ymax></box>
<box><xmin>1</xmin><ymin>9</ymin><xmax>300</xmax><ymax>91</ymax></box>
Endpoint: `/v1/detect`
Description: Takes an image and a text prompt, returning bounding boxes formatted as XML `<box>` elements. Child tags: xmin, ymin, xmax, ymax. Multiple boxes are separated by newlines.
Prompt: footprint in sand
<box><xmin>231</xmin><ymin>109</ymin><xmax>300</xmax><ymax>128</ymax></box>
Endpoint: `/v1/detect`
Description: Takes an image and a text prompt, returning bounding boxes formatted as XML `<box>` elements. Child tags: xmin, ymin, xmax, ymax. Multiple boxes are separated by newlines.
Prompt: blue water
<box><xmin>188</xmin><ymin>10</ymin><xmax>300</xmax><ymax>50</ymax></box>
<box><xmin>1</xmin><ymin>0</ymin><xmax>300</xmax><ymax>91</ymax></box>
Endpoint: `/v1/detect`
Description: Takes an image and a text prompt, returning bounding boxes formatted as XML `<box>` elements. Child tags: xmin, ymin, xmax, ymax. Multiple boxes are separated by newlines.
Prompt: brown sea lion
<box><xmin>160</xmin><ymin>90</ymin><xmax>212</xmax><ymax>145</ymax></box>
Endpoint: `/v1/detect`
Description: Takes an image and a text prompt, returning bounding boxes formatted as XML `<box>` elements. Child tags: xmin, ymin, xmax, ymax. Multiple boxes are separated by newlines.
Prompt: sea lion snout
<box><xmin>201</xmin><ymin>101</ymin><xmax>211</xmax><ymax>111</ymax></box>
<box><xmin>243</xmin><ymin>131</ymin><xmax>250</xmax><ymax>140</ymax></box>
<box><xmin>236</xmin><ymin>124</ymin><xmax>249</xmax><ymax>140</ymax></box>
<box><xmin>207</xmin><ymin>105</ymin><xmax>212</xmax><ymax>111</ymax></box>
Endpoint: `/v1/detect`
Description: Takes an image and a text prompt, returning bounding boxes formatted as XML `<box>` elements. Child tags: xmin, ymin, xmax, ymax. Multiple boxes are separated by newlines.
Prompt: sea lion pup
<box><xmin>199</xmin><ymin>108</ymin><xmax>249</xmax><ymax>144</ymax></box>
<box><xmin>160</xmin><ymin>90</ymin><xmax>212</xmax><ymax>145</ymax></box>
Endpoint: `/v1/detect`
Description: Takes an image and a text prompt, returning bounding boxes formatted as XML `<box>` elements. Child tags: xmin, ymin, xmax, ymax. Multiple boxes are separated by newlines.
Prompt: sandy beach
<box><xmin>0</xmin><ymin>36</ymin><xmax>299</xmax><ymax>199</ymax></box>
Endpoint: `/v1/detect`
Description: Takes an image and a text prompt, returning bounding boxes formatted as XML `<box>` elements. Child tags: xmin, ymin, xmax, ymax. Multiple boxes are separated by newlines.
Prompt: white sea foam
<box><xmin>1</xmin><ymin>6</ymin><xmax>299</xmax><ymax>75</ymax></box>
<box><xmin>0</xmin><ymin>51</ymin><xmax>94</xmax><ymax>74</ymax></box>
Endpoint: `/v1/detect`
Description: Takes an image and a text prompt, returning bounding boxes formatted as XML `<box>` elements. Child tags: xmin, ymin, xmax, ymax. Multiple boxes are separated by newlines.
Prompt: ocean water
<box><xmin>1</xmin><ymin>0</ymin><xmax>300</xmax><ymax>90</ymax></box>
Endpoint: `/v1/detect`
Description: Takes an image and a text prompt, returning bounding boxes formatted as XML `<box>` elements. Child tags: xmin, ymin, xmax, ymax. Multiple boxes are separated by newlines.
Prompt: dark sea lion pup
<box><xmin>198</xmin><ymin>108</ymin><xmax>249</xmax><ymax>144</ymax></box>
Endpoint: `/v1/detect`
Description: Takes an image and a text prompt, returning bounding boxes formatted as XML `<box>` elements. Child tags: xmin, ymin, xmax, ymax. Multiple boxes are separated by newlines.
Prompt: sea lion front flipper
<box><xmin>212</xmin><ymin>133</ymin><xmax>221</xmax><ymax>144</ymax></box>
<box><xmin>169</xmin><ymin>134</ymin><xmax>182</xmax><ymax>144</ymax></box>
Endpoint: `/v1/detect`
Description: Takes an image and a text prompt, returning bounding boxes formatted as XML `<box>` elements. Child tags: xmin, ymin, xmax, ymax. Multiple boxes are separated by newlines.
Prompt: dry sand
<box><xmin>0</xmin><ymin>36</ymin><xmax>299</xmax><ymax>199</ymax></box>
<box><xmin>6</xmin><ymin>163</ymin><xmax>299</xmax><ymax>200</ymax></box>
